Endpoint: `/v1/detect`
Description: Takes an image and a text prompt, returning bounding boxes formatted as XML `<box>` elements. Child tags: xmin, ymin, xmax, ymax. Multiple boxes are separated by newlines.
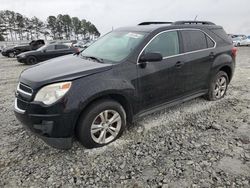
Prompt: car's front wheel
<box><xmin>8</xmin><ymin>52</ymin><xmax>15</xmax><ymax>58</ymax></box>
<box><xmin>205</xmin><ymin>71</ymin><xmax>229</xmax><ymax>101</ymax></box>
<box><xmin>76</xmin><ymin>99</ymin><xmax>126</xmax><ymax>148</ymax></box>
<box><xmin>26</xmin><ymin>56</ymin><xmax>37</xmax><ymax>65</ymax></box>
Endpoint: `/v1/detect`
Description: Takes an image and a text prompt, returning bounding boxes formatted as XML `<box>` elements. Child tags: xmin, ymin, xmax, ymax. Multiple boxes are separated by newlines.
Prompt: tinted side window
<box><xmin>145</xmin><ymin>31</ymin><xmax>179</xmax><ymax>57</ymax></box>
<box><xmin>181</xmin><ymin>30</ymin><xmax>208</xmax><ymax>52</ymax></box>
<box><xmin>56</xmin><ymin>45</ymin><xmax>69</xmax><ymax>50</ymax></box>
<box><xmin>46</xmin><ymin>45</ymin><xmax>55</xmax><ymax>51</ymax></box>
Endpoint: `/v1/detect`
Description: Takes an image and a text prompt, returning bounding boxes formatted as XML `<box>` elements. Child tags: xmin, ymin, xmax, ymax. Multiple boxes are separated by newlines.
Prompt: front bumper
<box><xmin>14</xmin><ymin>97</ymin><xmax>77</xmax><ymax>149</ymax></box>
<box><xmin>1</xmin><ymin>51</ymin><xmax>8</xmax><ymax>57</ymax></box>
<box><xmin>17</xmin><ymin>56</ymin><xmax>27</xmax><ymax>63</ymax></box>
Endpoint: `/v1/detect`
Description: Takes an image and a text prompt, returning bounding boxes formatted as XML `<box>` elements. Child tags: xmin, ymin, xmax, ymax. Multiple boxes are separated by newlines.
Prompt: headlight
<box><xmin>34</xmin><ymin>82</ymin><xmax>72</xmax><ymax>105</ymax></box>
<box><xmin>20</xmin><ymin>54</ymin><xmax>26</xmax><ymax>58</ymax></box>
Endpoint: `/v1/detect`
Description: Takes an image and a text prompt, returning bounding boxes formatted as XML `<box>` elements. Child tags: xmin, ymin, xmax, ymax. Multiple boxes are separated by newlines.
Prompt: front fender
<box><xmin>66</xmin><ymin>75</ymin><xmax>137</xmax><ymax>113</ymax></box>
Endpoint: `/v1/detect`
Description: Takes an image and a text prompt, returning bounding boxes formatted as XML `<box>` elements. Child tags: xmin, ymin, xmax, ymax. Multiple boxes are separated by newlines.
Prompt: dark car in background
<box><xmin>14</xmin><ymin>21</ymin><xmax>236</xmax><ymax>149</ymax></box>
<box><xmin>0</xmin><ymin>45</ymin><xmax>14</xmax><ymax>54</ymax></box>
<box><xmin>17</xmin><ymin>43</ymin><xmax>78</xmax><ymax>64</ymax></box>
<box><xmin>1</xmin><ymin>40</ymin><xmax>45</xmax><ymax>58</ymax></box>
<box><xmin>1</xmin><ymin>44</ymin><xmax>28</xmax><ymax>57</ymax></box>
<box><xmin>14</xmin><ymin>40</ymin><xmax>45</xmax><ymax>55</ymax></box>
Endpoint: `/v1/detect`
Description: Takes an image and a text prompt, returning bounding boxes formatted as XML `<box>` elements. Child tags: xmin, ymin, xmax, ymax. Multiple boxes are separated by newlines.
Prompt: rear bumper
<box><xmin>14</xmin><ymin>98</ymin><xmax>77</xmax><ymax>149</ymax></box>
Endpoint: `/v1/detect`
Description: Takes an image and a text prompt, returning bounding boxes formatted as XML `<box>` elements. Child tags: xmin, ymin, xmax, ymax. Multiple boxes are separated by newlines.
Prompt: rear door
<box><xmin>179</xmin><ymin>29</ymin><xmax>216</xmax><ymax>95</ymax></box>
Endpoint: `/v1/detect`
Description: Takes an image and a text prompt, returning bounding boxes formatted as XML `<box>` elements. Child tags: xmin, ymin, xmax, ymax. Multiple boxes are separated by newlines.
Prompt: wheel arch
<box><xmin>211</xmin><ymin>53</ymin><xmax>234</xmax><ymax>83</ymax></box>
<box><xmin>219</xmin><ymin>65</ymin><xmax>232</xmax><ymax>82</ymax></box>
<box><xmin>74</xmin><ymin>92</ymin><xmax>134</xmax><ymax>132</ymax></box>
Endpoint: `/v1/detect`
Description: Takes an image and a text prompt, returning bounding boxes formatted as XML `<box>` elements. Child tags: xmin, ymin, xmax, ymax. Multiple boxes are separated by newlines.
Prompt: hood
<box><xmin>17</xmin><ymin>50</ymin><xmax>39</xmax><ymax>56</ymax></box>
<box><xmin>3</xmin><ymin>47</ymin><xmax>14</xmax><ymax>52</ymax></box>
<box><xmin>20</xmin><ymin>54</ymin><xmax>113</xmax><ymax>89</ymax></box>
<box><xmin>14</xmin><ymin>44</ymin><xmax>29</xmax><ymax>48</ymax></box>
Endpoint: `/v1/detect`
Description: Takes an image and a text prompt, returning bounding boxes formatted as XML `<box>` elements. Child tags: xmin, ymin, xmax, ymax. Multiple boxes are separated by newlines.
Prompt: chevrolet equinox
<box><xmin>14</xmin><ymin>21</ymin><xmax>236</xmax><ymax>149</ymax></box>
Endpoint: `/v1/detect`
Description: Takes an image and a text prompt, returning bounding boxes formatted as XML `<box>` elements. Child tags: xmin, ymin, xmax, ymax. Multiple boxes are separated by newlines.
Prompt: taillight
<box><xmin>232</xmin><ymin>47</ymin><xmax>237</xmax><ymax>57</ymax></box>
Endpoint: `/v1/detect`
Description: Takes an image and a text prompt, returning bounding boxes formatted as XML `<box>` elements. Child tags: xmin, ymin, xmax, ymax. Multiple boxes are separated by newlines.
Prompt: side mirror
<box><xmin>139</xmin><ymin>52</ymin><xmax>163</xmax><ymax>63</ymax></box>
<box><xmin>42</xmin><ymin>49</ymin><xmax>46</xmax><ymax>53</ymax></box>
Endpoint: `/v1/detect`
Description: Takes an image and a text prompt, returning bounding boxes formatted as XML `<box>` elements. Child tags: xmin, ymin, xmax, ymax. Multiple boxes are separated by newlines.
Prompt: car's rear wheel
<box><xmin>8</xmin><ymin>52</ymin><xmax>15</xmax><ymax>58</ymax></box>
<box><xmin>76</xmin><ymin>99</ymin><xmax>126</xmax><ymax>148</ymax></box>
<box><xmin>26</xmin><ymin>56</ymin><xmax>37</xmax><ymax>65</ymax></box>
<box><xmin>205</xmin><ymin>71</ymin><xmax>229</xmax><ymax>101</ymax></box>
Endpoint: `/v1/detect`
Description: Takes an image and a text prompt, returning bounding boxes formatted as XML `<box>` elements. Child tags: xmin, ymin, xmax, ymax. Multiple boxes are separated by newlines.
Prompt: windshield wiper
<box><xmin>81</xmin><ymin>55</ymin><xmax>104</xmax><ymax>63</ymax></box>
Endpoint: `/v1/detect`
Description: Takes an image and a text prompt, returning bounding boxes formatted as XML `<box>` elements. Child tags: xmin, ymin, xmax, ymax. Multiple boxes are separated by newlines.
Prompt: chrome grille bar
<box><xmin>17</xmin><ymin>83</ymin><xmax>33</xmax><ymax>96</ymax></box>
<box><xmin>14</xmin><ymin>98</ymin><xmax>25</xmax><ymax>114</ymax></box>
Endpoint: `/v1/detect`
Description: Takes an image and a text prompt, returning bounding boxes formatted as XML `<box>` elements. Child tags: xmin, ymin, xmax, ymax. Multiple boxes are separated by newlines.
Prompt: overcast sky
<box><xmin>1</xmin><ymin>0</ymin><xmax>250</xmax><ymax>35</ymax></box>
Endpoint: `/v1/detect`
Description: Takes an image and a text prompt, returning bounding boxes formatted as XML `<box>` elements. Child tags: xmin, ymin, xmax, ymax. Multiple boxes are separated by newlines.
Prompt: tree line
<box><xmin>0</xmin><ymin>10</ymin><xmax>100</xmax><ymax>41</ymax></box>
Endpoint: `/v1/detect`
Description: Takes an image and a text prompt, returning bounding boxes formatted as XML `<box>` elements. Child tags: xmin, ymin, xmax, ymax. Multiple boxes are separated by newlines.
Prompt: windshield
<box><xmin>233</xmin><ymin>37</ymin><xmax>241</xmax><ymax>41</ymax></box>
<box><xmin>37</xmin><ymin>45</ymin><xmax>48</xmax><ymax>51</ymax></box>
<box><xmin>81</xmin><ymin>31</ymin><xmax>146</xmax><ymax>62</ymax></box>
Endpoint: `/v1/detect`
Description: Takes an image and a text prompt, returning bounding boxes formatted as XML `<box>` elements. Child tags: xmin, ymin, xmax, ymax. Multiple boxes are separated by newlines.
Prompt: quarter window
<box><xmin>181</xmin><ymin>30</ymin><xmax>213</xmax><ymax>52</ymax></box>
<box><xmin>144</xmin><ymin>31</ymin><xmax>180</xmax><ymax>57</ymax></box>
<box><xmin>206</xmin><ymin>36</ymin><xmax>215</xmax><ymax>48</ymax></box>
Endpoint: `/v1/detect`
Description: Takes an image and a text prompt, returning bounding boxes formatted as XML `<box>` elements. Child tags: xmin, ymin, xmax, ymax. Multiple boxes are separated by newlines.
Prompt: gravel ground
<box><xmin>0</xmin><ymin>48</ymin><xmax>250</xmax><ymax>187</ymax></box>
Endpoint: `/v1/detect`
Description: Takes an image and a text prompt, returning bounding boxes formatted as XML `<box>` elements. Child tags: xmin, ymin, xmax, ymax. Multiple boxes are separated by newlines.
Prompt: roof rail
<box><xmin>138</xmin><ymin>22</ymin><xmax>173</xmax><ymax>26</ymax></box>
<box><xmin>173</xmin><ymin>21</ymin><xmax>215</xmax><ymax>25</ymax></box>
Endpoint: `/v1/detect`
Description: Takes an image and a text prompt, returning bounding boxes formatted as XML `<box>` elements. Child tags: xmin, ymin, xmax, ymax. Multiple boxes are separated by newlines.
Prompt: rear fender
<box><xmin>209</xmin><ymin>53</ymin><xmax>233</xmax><ymax>82</ymax></box>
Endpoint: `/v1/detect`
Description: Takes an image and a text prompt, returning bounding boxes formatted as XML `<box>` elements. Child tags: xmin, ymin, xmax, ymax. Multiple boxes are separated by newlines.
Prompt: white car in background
<box><xmin>239</xmin><ymin>36</ymin><xmax>250</xmax><ymax>46</ymax></box>
<box><xmin>232</xmin><ymin>37</ymin><xmax>243</xmax><ymax>46</ymax></box>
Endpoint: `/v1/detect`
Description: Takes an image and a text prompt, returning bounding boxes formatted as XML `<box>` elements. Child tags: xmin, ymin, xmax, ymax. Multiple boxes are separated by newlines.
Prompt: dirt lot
<box><xmin>0</xmin><ymin>48</ymin><xmax>249</xmax><ymax>187</ymax></box>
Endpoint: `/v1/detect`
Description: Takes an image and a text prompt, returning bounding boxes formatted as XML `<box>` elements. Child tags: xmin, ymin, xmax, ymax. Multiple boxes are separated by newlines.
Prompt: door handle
<box><xmin>175</xmin><ymin>61</ymin><xmax>184</xmax><ymax>68</ymax></box>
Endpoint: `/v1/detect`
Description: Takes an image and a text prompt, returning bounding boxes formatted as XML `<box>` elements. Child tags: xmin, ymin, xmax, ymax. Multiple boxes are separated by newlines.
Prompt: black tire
<box><xmin>8</xmin><ymin>52</ymin><xmax>15</xmax><ymax>58</ymax></box>
<box><xmin>26</xmin><ymin>56</ymin><xmax>37</xmax><ymax>65</ymax></box>
<box><xmin>205</xmin><ymin>71</ymin><xmax>229</xmax><ymax>101</ymax></box>
<box><xmin>76</xmin><ymin>99</ymin><xmax>126</xmax><ymax>148</ymax></box>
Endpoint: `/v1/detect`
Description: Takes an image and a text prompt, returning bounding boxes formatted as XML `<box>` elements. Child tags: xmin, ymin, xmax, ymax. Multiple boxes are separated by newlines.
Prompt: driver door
<box><xmin>137</xmin><ymin>31</ymin><xmax>185</xmax><ymax>110</ymax></box>
<box><xmin>39</xmin><ymin>44</ymin><xmax>57</xmax><ymax>61</ymax></box>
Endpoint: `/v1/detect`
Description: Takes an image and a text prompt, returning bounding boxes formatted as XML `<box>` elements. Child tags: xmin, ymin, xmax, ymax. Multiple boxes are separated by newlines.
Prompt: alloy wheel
<box><xmin>90</xmin><ymin>110</ymin><xmax>122</xmax><ymax>144</ymax></box>
<box><xmin>214</xmin><ymin>76</ymin><xmax>227</xmax><ymax>99</ymax></box>
<box><xmin>9</xmin><ymin>53</ymin><xmax>15</xmax><ymax>58</ymax></box>
<box><xmin>27</xmin><ymin>57</ymin><xmax>37</xmax><ymax>64</ymax></box>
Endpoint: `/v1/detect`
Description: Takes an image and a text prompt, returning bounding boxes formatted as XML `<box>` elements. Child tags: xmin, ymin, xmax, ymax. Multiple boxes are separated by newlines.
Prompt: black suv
<box><xmin>14</xmin><ymin>21</ymin><xmax>236</xmax><ymax>149</ymax></box>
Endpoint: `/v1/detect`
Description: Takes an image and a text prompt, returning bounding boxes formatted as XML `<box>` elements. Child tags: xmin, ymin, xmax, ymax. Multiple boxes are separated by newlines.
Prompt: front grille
<box><xmin>19</xmin><ymin>83</ymin><xmax>33</xmax><ymax>94</ymax></box>
<box><xmin>17</xmin><ymin>83</ymin><xmax>33</xmax><ymax>98</ymax></box>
